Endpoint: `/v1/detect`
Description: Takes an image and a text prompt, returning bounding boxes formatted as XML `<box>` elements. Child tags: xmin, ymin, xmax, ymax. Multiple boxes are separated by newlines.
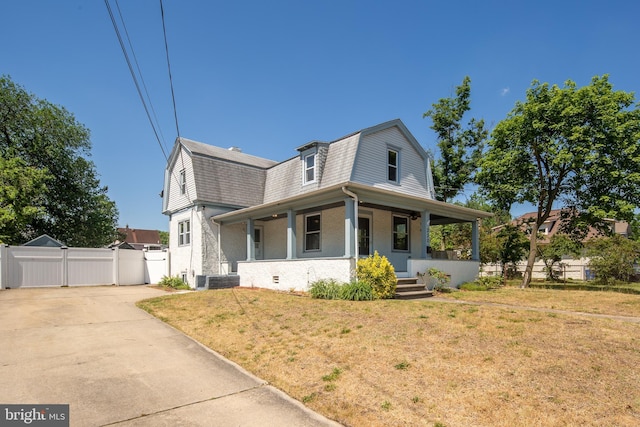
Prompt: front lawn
<box><xmin>138</xmin><ymin>288</ymin><xmax>640</xmax><ymax>427</ymax></box>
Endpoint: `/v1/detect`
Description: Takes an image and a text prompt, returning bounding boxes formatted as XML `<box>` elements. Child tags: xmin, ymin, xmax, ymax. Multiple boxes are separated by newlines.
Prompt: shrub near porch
<box><xmin>356</xmin><ymin>251</ymin><xmax>396</xmax><ymax>299</ymax></box>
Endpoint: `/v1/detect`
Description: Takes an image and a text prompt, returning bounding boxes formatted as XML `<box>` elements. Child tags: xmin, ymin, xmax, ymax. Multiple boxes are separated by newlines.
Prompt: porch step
<box><xmin>395</xmin><ymin>277</ymin><xmax>433</xmax><ymax>300</ymax></box>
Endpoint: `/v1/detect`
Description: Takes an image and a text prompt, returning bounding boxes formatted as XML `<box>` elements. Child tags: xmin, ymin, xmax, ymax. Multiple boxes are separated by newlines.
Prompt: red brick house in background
<box><xmin>115</xmin><ymin>226</ymin><xmax>163</xmax><ymax>250</ymax></box>
<box><xmin>508</xmin><ymin>209</ymin><xmax>630</xmax><ymax>244</ymax></box>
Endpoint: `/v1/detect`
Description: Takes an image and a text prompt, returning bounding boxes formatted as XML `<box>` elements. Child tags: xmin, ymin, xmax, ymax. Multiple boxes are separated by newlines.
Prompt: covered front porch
<box><xmin>214</xmin><ymin>182</ymin><xmax>491</xmax><ymax>291</ymax></box>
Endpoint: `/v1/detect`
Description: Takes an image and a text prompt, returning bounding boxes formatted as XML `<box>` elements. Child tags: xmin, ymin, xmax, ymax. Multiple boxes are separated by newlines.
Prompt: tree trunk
<box><xmin>521</xmin><ymin>237</ymin><xmax>538</xmax><ymax>288</ymax></box>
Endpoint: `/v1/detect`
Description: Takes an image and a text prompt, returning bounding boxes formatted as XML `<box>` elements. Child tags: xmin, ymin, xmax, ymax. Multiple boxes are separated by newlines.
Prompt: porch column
<box><xmin>286</xmin><ymin>209</ymin><xmax>297</xmax><ymax>260</ymax></box>
<box><xmin>471</xmin><ymin>219</ymin><xmax>480</xmax><ymax>261</ymax></box>
<box><xmin>421</xmin><ymin>210</ymin><xmax>431</xmax><ymax>259</ymax></box>
<box><xmin>344</xmin><ymin>197</ymin><xmax>356</xmax><ymax>257</ymax></box>
<box><xmin>246</xmin><ymin>218</ymin><xmax>255</xmax><ymax>261</ymax></box>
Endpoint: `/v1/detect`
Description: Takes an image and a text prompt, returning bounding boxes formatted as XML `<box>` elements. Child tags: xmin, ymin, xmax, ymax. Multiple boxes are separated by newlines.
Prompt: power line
<box><xmin>160</xmin><ymin>0</ymin><xmax>181</xmax><ymax>138</ymax></box>
<box><xmin>113</xmin><ymin>0</ymin><xmax>169</xmax><ymax>156</ymax></box>
<box><xmin>104</xmin><ymin>0</ymin><xmax>168</xmax><ymax>160</ymax></box>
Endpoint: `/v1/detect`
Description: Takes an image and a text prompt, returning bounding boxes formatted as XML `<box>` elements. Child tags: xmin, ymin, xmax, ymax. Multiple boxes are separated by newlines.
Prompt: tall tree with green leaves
<box><xmin>0</xmin><ymin>75</ymin><xmax>119</xmax><ymax>246</ymax></box>
<box><xmin>0</xmin><ymin>157</ymin><xmax>49</xmax><ymax>243</ymax></box>
<box><xmin>424</xmin><ymin>76</ymin><xmax>487</xmax><ymax>203</ymax></box>
<box><xmin>477</xmin><ymin>75</ymin><xmax>640</xmax><ymax>287</ymax></box>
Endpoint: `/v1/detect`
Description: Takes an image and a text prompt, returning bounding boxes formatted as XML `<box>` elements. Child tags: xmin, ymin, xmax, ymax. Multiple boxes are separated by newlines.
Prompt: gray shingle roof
<box><xmin>179</xmin><ymin>138</ymin><xmax>277</xmax><ymax>169</ymax></box>
<box><xmin>174</xmin><ymin>119</ymin><xmax>427</xmax><ymax>208</ymax></box>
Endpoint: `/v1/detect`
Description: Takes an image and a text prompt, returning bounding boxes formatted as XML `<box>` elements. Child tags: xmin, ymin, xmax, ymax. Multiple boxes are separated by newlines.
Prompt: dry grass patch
<box><xmin>138</xmin><ymin>288</ymin><xmax>640</xmax><ymax>427</ymax></box>
<box><xmin>439</xmin><ymin>286</ymin><xmax>640</xmax><ymax>317</ymax></box>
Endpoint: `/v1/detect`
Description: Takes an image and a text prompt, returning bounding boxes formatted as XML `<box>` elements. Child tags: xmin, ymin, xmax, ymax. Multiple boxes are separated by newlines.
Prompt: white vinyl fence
<box><xmin>481</xmin><ymin>258</ymin><xmax>593</xmax><ymax>281</ymax></box>
<box><xmin>0</xmin><ymin>245</ymin><xmax>169</xmax><ymax>289</ymax></box>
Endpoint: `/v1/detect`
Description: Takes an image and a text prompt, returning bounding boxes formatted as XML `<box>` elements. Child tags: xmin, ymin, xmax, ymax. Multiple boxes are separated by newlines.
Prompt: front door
<box><xmin>358</xmin><ymin>216</ymin><xmax>371</xmax><ymax>256</ymax></box>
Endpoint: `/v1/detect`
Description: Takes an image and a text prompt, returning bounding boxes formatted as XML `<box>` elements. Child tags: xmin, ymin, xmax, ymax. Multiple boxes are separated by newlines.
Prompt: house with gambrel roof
<box><xmin>162</xmin><ymin>119</ymin><xmax>491</xmax><ymax>290</ymax></box>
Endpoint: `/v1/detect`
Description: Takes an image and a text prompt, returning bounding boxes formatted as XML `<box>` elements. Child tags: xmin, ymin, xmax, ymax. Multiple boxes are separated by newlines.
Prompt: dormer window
<box><xmin>387</xmin><ymin>148</ymin><xmax>399</xmax><ymax>183</ymax></box>
<box><xmin>304</xmin><ymin>152</ymin><xmax>316</xmax><ymax>184</ymax></box>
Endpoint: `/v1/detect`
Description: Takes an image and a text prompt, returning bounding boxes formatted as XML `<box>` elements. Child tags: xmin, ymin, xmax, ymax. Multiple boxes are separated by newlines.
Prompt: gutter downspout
<box><xmin>341</xmin><ymin>186</ymin><xmax>359</xmax><ymax>261</ymax></box>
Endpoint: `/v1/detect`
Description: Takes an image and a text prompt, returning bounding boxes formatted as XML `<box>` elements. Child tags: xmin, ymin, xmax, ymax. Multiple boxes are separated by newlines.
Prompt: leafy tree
<box><xmin>158</xmin><ymin>230</ymin><xmax>169</xmax><ymax>246</ymax></box>
<box><xmin>477</xmin><ymin>75</ymin><xmax>640</xmax><ymax>287</ymax></box>
<box><xmin>424</xmin><ymin>76</ymin><xmax>487</xmax><ymax>203</ymax></box>
<box><xmin>0</xmin><ymin>75</ymin><xmax>119</xmax><ymax>246</ymax></box>
<box><xmin>0</xmin><ymin>157</ymin><xmax>49</xmax><ymax>243</ymax></box>
<box><xmin>537</xmin><ymin>234</ymin><xmax>582</xmax><ymax>281</ymax></box>
<box><xmin>587</xmin><ymin>234</ymin><xmax>640</xmax><ymax>284</ymax></box>
<box><xmin>495</xmin><ymin>224</ymin><xmax>530</xmax><ymax>279</ymax></box>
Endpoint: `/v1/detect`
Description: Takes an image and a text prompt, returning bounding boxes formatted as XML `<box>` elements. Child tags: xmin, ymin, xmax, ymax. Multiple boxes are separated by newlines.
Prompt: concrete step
<box><xmin>394</xmin><ymin>289</ymin><xmax>434</xmax><ymax>300</ymax></box>
<box><xmin>395</xmin><ymin>278</ymin><xmax>433</xmax><ymax>300</ymax></box>
<box><xmin>396</xmin><ymin>283</ymin><xmax>427</xmax><ymax>293</ymax></box>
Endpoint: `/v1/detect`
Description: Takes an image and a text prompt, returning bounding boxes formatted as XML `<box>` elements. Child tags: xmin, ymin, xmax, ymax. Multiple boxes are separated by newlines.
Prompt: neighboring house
<box><xmin>506</xmin><ymin>209</ymin><xmax>630</xmax><ymax>244</ymax></box>
<box><xmin>485</xmin><ymin>209</ymin><xmax>631</xmax><ymax>280</ymax></box>
<box><xmin>23</xmin><ymin>234</ymin><xmax>65</xmax><ymax>248</ymax></box>
<box><xmin>114</xmin><ymin>227</ymin><xmax>163</xmax><ymax>251</ymax></box>
<box><xmin>162</xmin><ymin>119</ymin><xmax>491</xmax><ymax>290</ymax></box>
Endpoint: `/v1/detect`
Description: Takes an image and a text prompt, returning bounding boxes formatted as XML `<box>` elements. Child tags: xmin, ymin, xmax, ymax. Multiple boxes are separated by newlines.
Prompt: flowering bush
<box><xmin>357</xmin><ymin>251</ymin><xmax>396</xmax><ymax>299</ymax></box>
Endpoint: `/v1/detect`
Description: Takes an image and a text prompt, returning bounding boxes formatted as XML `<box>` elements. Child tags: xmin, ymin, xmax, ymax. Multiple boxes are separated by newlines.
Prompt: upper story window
<box><xmin>304</xmin><ymin>153</ymin><xmax>316</xmax><ymax>184</ymax></box>
<box><xmin>179</xmin><ymin>169</ymin><xmax>186</xmax><ymax>195</ymax></box>
<box><xmin>304</xmin><ymin>213</ymin><xmax>321</xmax><ymax>251</ymax></box>
<box><xmin>387</xmin><ymin>148</ymin><xmax>398</xmax><ymax>183</ymax></box>
<box><xmin>178</xmin><ymin>220</ymin><xmax>191</xmax><ymax>246</ymax></box>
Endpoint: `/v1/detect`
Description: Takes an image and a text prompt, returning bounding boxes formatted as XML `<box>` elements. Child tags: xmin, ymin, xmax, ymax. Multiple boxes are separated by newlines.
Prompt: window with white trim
<box><xmin>178</xmin><ymin>220</ymin><xmax>191</xmax><ymax>246</ymax></box>
<box><xmin>304</xmin><ymin>153</ymin><xmax>316</xmax><ymax>184</ymax></box>
<box><xmin>304</xmin><ymin>213</ymin><xmax>321</xmax><ymax>251</ymax></box>
<box><xmin>179</xmin><ymin>169</ymin><xmax>186</xmax><ymax>195</ymax></box>
<box><xmin>387</xmin><ymin>148</ymin><xmax>398</xmax><ymax>183</ymax></box>
<box><xmin>392</xmin><ymin>215</ymin><xmax>409</xmax><ymax>251</ymax></box>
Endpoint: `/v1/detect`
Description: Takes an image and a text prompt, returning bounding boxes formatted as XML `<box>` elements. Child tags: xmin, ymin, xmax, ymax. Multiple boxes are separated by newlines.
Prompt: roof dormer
<box><xmin>297</xmin><ymin>141</ymin><xmax>329</xmax><ymax>186</ymax></box>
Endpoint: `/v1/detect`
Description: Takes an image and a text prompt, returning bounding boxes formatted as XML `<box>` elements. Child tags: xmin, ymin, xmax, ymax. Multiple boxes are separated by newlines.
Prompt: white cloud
<box><xmin>501</xmin><ymin>87</ymin><xmax>510</xmax><ymax>96</ymax></box>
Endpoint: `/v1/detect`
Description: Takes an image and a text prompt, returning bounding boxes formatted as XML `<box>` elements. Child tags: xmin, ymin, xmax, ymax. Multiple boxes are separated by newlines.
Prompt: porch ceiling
<box><xmin>212</xmin><ymin>182</ymin><xmax>492</xmax><ymax>225</ymax></box>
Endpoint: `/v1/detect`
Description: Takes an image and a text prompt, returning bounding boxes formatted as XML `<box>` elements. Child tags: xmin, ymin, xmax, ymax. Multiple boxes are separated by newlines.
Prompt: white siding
<box><xmin>166</xmin><ymin>147</ymin><xmax>197</xmax><ymax>213</ymax></box>
<box><xmin>352</xmin><ymin>127</ymin><xmax>432</xmax><ymax>199</ymax></box>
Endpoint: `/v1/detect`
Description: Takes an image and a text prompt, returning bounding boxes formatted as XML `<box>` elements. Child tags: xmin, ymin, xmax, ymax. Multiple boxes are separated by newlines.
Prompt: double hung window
<box><xmin>178</xmin><ymin>220</ymin><xmax>191</xmax><ymax>246</ymax></box>
<box><xmin>304</xmin><ymin>153</ymin><xmax>316</xmax><ymax>184</ymax></box>
<box><xmin>387</xmin><ymin>149</ymin><xmax>398</xmax><ymax>183</ymax></box>
<box><xmin>305</xmin><ymin>213</ymin><xmax>321</xmax><ymax>251</ymax></box>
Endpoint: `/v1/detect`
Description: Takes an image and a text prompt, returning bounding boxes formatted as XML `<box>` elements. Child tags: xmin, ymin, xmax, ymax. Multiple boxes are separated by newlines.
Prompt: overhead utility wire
<box><xmin>104</xmin><ymin>0</ymin><xmax>168</xmax><ymax>160</ymax></box>
<box><xmin>160</xmin><ymin>0</ymin><xmax>181</xmax><ymax>138</ymax></box>
<box><xmin>113</xmin><ymin>0</ymin><xmax>169</xmax><ymax>156</ymax></box>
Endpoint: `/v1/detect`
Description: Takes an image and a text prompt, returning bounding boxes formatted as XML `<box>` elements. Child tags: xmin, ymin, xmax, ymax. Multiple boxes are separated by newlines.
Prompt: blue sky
<box><xmin>2</xmin><ymin>1</ymin><xmax>639</xmax><ymax>231</ymax></box>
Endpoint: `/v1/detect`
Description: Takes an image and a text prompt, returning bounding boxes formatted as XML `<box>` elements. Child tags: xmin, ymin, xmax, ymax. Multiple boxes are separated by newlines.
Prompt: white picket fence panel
<box><xmin>0</xmin><ymin>245</ymin><xmax>169</xmax><ymax>289</ymax></box>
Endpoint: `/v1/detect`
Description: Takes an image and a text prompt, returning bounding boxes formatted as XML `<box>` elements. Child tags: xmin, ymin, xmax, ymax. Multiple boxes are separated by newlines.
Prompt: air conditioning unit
<box><xmin>206</xmin><ymin>275</ymin><xmax>240</xmax><ymax>289</ymax></box>
<box><xmin>195</xmin><ymin>275</ymin><xmax>207</xmax><ymax>290</ymax></box>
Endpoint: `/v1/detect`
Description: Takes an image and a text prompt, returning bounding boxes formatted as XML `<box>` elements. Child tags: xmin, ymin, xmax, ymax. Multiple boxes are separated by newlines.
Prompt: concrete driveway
<box><xmin>0</xmin><ymin>286</ymin><xmax>341</xmax><ymax>426</ymax></box>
